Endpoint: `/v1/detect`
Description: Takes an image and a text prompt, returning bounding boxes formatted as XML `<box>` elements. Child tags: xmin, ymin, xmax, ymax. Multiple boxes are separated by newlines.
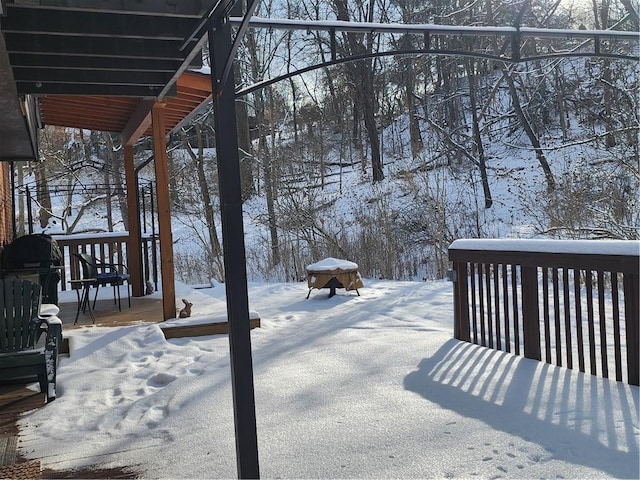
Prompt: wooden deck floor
<box><xmin>57</xmin><ymin>295</ymin><xmax>165</xmax><ymax>329</ymax></box>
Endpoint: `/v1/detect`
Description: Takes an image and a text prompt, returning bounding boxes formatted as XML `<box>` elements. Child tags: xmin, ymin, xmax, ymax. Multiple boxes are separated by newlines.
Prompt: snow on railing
<box><xmin>448</xmin><ymin>239</ymin><xmax>640</xmax><ymax>386</ymax></box>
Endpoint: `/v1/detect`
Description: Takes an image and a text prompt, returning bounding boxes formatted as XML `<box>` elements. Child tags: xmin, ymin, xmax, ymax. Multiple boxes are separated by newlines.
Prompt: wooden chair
<box><xmin>73</xmin><ymin>252</ymin><xmax>131</xmax><ymax>311</ymax></box>
<box><xmin>0</xmin><ymin>278</ymin><xmax>62</xmax><ymax>402</ymax></box>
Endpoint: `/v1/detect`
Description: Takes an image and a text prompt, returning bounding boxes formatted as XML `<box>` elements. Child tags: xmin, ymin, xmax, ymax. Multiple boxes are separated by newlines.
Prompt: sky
<box><xmin>17</xmin><ymin>278</ymin><xmax>640</xmax><ymax>479</ymax></box>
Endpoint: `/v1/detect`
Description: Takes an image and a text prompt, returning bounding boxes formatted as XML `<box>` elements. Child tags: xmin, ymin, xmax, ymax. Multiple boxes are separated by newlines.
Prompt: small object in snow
<box><xmin>178</xmin><ymin>298</ymin><xmax>193</xmax><ymax>318</ymax></box>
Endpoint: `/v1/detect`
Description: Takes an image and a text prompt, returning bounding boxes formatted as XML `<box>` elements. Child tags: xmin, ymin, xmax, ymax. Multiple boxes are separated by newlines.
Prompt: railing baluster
<box><xmin>597</xmin><ymin>271</ymin><xmax>608</xmax><ymax>378</ymax></box>
<box><xmin>485</xmin><ymin>263</ymin><xmax>493</xmax><ymax>348</ymax></box>
<box><xmin>553</xmin><ymin>268</ymin><xmax>562</xmax><ymax>367</ymax></box>
<box><xmin>586</xmin><ymin>271</ymin><xmax>597</xmax><ymax>376</ymax></box>
<box><xmin>563</xmin><ymin>269</ymin><xmax>572</xmax><ymax>370</ymax></box>
<box><xmin>611</xmin><ymin>272</ymin><xmax>622</xmax><ymax>382</ymax></box>
<box><xmin>542</xmin><ymin>267</ymin><xmax>551</xmax><ymax>364</ymax></box>
<box><xmin>502</xmin><ymin>264</ymin><xmax>511</xmax><ymax>353</ymax></box>
<box><xmin>470</xmin><ymin>263</ymin><xmax>478</xmax><ymax>344</ymax></box>
<box><xmin>512</xmin><ymin>264</ymin><xmax>520</xmax><ymax>356</ymax></box>
<box><xmin>478</xmin><ymin>263</ymin><xmax>486</xmax><ymax>347</ymax></box>
<box><xmin>574</xmin><ymin>268</ymin><xmax>585</xmax><ymax>373</ymax></box>
<box><xmin>494</xmin><ymin>263</ymin><xmax>501</xmax><ymax>350</ymax></box>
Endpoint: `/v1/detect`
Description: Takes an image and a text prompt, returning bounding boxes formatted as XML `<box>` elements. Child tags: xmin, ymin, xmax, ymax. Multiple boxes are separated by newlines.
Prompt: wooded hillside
<box><xmin>20</xmin><ymin>0</ymin><xmax>639</xmax><ymax>284</ymax></box>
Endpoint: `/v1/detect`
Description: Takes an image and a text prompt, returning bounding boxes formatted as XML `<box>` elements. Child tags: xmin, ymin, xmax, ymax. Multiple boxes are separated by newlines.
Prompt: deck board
<box><xmin>0</xmin><ymin>436</ymin><xmax>17</xmax><ymax>466</ymax></box>
<box><xmin>161</xmin><ymin>317</ymin><xmax>261</xmax><ymax>339</ymax></box>
<box><xmin>57</xmin><ymin>295</ymin><xmax>164</xmax><ymax>328</ymax></box>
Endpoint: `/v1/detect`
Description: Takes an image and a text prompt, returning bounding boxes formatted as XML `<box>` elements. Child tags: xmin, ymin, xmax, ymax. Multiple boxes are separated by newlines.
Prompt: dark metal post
<box><xmin>208</xmin><ymin>15</ymin><xmax>260</xmax><ymax>479</ymax></box>
<box><xmin>10</xmin><ymin>161</ymin><xmax>17</xmax><ymax>238</ymax></box>
<box><xmin>26</xmin><ymin>185</ymin><xmax>33</xmax><ymax>235</ymax></box>
<box><xmin>140</xmin><ymin>185</ymin><xmax>150</xmax><ymax>285</ymax></box>
<box><xmin>149</xmin><ymin>183</ymin><xmax>158</xmax><ymax>289</ymax></box>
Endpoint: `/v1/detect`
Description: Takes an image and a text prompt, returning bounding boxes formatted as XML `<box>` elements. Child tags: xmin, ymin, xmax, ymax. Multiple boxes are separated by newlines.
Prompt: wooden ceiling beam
<box><xmin>5</xmin><ymin>33</ymin><xmax>185</xmax><ymax>61</ymax></box>
<box><xmin>42</xmin><ymin>117</ymin><xmax>125</xmax><ymax>132</ymax></box>
<box><xmin>166</xmin><ymin>97</ymin><xmax>204</xmax><ymax>109</ymax></box>
<box><xmin>122</xmin><ymin>99</ymin><xmax>155</xmax><ymax>146</ymax></box>
<box><xmin>6</xmin><ymin>2</ymin><xmax>207</xmax><ymax>17</ymax></box>
<box><xmin>42</xmin><ymin>111</ymin><xmax>130</xmax><ymax>126</ymax></box>
<box><xmin>180</xmin><ymin>87</ymin><xmax>211</xmax><ymax>101</ymax></box>
<box><xmin>12</xmin><ymin>67</ymin><xmax>172</xmax><ymax>86</ymax></box>
<box><xmin>12</xmin><ymin>54</ymin><xmax>178</xmax><ymax>73</ymax></box>
<box><xmin>41</xmin><ymin>96</ymin><xmax>140</xmax><ymax>110</ymax></box>
<box><xmin>42</xmin><ymin>109</ymin><xmax>130</xmax><ymax>123</ymax></box>
<box><xmin>177</xmin><ymin>71</ymin><xmax>213</xmax><ymax>92</ymax></box>
<box><xmin>2</xmin><ymin>6</ymin><xmax>197</xmax><ymax>40</ymax></box>
<box><xmin>17</xmin><ymin>82</ymin><xmax>176</xmax><ymax>96</ymax></box>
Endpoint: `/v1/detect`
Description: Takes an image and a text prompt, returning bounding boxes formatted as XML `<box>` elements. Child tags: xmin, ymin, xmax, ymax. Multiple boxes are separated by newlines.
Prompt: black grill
<box><xmin>2</xmin><ymin>234</ymin><xmax>63</xmax><ymax>304</ymax></box>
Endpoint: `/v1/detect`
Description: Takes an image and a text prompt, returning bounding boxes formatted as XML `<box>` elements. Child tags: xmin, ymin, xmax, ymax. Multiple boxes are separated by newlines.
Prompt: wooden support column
<box><xmin>124</xmin><ymin>144</ymin><xmax>143</xmax><ymax>297</ymax></box>
<box><xmin>453</xmin><ymin>261</ymin><xmax>470</xmax><ymax>342</ymax></box>
<box><xmin>624</xmin><ymin>272</ymin><xmax>639</xmax><ymax>386</ymax></box>
<box><xmin>151</xmin><ymin>101</ymin><xmax>176</xmax><ymax>320</ymax></box>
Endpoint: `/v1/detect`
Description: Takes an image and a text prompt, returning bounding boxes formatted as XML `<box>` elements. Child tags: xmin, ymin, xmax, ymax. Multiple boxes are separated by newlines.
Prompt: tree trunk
<box><xmin>466</xmin><ymin>60</ymin><xmax>493</xmax><ymax>208</ymax></box>
<box><xmin>180</xmin><ymin>126</ymin><xmax>224</xmax><ymax>279</ymax></box>
<box><xmin>333</xmin><ymin>0</ymin><xmax>384</xmax><ymax>182</ymax></box>
<box><xmin>16</xmin><ymin>163</ymin><xmax>25</xmax><ymax>236</ymax></box>
<box><xmin>504</xmin><ymin>68</ymin><xmax>555</xmax><ymax>191</ymax></box>
<box><xmin>235</xmin><ymin>61</ymin><xmax>255</xmax><ymax>201</ymax></box>
<box><xmin>598</xmin><ymin>0</ymin><xmax>616</xmax><ymax>148</ymax></box>
<box><xmin>267</xmin><ymin>87</ymin><xmax>281</xmax><ymax>265</ymax></box>
<box><xmin>553</xmin><ymin>64</ymin><xmax>569</xmax><ymax>140</ymax></box>
<box><xmin>261</xmin><ymin>132</ymin><xmax>280</xmax><ymax>266</ymax></box>
<box><xmin>287</xmin><ymin>31</ymin><xmax>299</xmax><ymax>145</ymax></box>
<box><xmin>400</xmin><ymin>36</ymin><xmax>423</xmax><ymax>158</ymax></box>
<box><xmin>34</xmin><ymin>161</ymin><xmax>52</xmax><ymax>229</ymax></box>
<box><xmin>104</xmin><ymin>162</ymin><xmax>113</xmax><ymax>231</ymax></box>
<box><xmin>246</xmin><ymin>30</ymin><xmax>280</xmax><ymax>265</ymax></box>
<box><xmin>358</xmin><ymin>62</ymin><xmax>384</xmax><ymax>182</ymax></box>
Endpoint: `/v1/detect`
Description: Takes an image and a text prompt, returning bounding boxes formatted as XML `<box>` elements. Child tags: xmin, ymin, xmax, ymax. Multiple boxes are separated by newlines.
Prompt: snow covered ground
<box><xmin>18</xmin><ymin>279</ymin><xmax>639</xmax><ymax>479</ymax></box>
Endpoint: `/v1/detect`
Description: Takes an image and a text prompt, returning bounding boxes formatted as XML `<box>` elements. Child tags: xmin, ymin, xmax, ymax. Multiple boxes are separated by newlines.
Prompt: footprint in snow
<box><xmin>147</xmin><ymin>372</ymin><xmax>177</xmax><ymax>387</ymax></box>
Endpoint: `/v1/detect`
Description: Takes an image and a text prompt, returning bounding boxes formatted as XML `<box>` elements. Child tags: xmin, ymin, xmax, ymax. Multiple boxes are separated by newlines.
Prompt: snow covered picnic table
<box><xmin>306</xmin><ymin>257</ymin><xmax>364</xmax><ymax>298</ymax></box>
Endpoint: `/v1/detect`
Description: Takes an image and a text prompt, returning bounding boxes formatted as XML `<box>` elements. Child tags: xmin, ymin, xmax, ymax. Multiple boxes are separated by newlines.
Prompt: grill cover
<box><xmin>2</xmin><ymin>234</ymin><xmax>63</xmax><ymax>304</ymax></box>
<box><xmin>2</xmin><ymin>234</ymin><xmax>63</xmax><ymax>270</ymax></box>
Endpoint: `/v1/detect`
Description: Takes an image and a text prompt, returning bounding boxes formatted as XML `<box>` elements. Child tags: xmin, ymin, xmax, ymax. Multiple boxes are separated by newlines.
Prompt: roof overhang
<box><xmin>0</xmin><ymin>32</ymin><xmax>39</xmax><ymax>161</ymax></box>
<box><xmin>0</xmin><ymin>0</ymin><xmax>215</xmax><ymax>161</ymax></box>
<box><xmin>38</xmin><ymin>70</ymin><xmax>213</xmax><ymax>145</ymax></box>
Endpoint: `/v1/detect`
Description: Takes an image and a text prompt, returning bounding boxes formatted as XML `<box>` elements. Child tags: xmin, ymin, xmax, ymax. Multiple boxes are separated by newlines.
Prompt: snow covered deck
<box><xmin>9</xmin><ymin>279</ymin><xmax>638</xmax><ymax>478</ymax></box>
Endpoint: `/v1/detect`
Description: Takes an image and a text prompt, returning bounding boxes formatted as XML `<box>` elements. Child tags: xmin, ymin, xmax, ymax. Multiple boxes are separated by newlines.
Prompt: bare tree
<box><xmin>332</xmin><ymin>0</ymin><xmax>384</xmax><ymax>182</ymax></box>
<box><xmin>179</xmin><ymin>124</ymin><xmax>224</xmax><ymax>280</ymax></box>
<box><xmin>245</xmin><ymin>28</ymin><xmax>282</xmax><ymax>265</ymax></box>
